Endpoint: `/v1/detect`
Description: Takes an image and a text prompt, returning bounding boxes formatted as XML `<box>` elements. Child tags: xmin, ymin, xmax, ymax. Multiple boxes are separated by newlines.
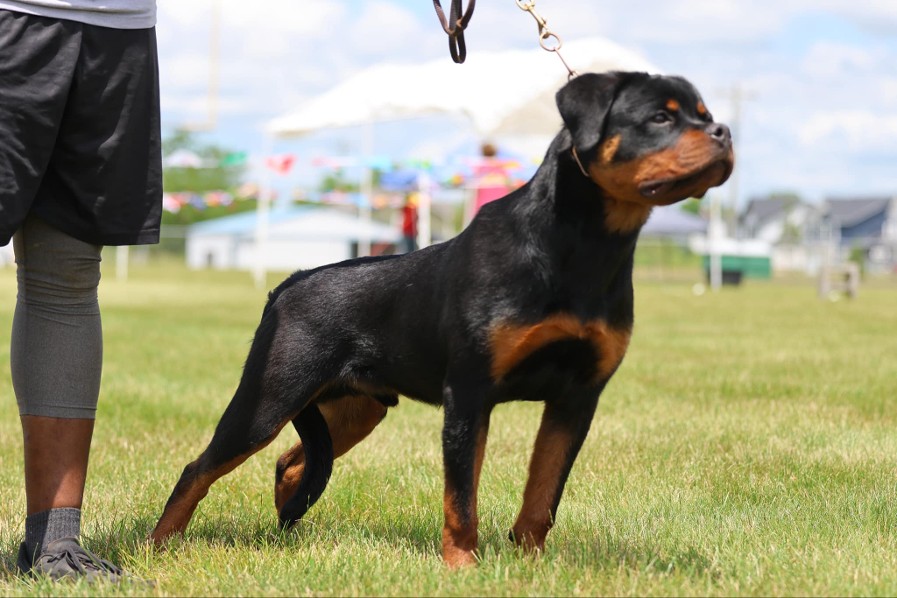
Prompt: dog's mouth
<box><xmin>638</xmin><ymin>157</ymin><xmax>734</xmax><ymax>204</ymax></box>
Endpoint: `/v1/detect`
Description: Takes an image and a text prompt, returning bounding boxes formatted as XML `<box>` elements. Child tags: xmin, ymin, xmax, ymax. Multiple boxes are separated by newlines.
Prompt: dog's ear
<box><xmin>556</xmin><ymin>71</ymin><xmax>645</xmax><ymax>151</ymax></box>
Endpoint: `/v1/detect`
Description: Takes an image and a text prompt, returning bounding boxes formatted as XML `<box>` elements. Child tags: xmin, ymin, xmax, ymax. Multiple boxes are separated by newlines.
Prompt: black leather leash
<box><xmin>432</xmin><ymin>0</ymin><xmax>476</xmax><ymax>63</ymax></box>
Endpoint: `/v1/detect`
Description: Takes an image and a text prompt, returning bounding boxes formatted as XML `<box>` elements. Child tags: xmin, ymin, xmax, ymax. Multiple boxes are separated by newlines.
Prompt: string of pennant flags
<box><xmin>166</xmin><ymin>150</ymin><xmax>529</xmax><ymax>175</ymax></box>
<box><xmin>164</xmin><ymin>151</ymin><xmax>447</xmax><ymax>174</ymax></box>
<box><xmin>162</xmin><ymin>152</ymin><xmax>534</xmax><ymax>213</ymax></box>
<box><xmin>162</xmin><ymin>187</ymin><xmax>415</xmax><ymax>214</ymax></box>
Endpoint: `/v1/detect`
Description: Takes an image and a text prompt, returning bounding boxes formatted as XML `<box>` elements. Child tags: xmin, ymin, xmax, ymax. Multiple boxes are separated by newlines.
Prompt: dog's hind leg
<box><xmin>150</xmin><ymin>383</ymin><xmax>300</xmax><ymax>543</ymax></box>
<box><xmin>151</xmin><ymin>313</ymin><xmax>327</xmax><ymax>544</ymax></box>
<box><xmin>510</xmin><ymin>388</ymin><xmax>601</xmax><ymax>553</ymax></box>
<box><xmin>276</xmin><ymin>402</ymin><xmax>334</xmax><ymax>527</ymax></box>
<box><xmin>274</xmin><ymin>393</ymin><xmax>391</xmax><ymax>519</ymax></box>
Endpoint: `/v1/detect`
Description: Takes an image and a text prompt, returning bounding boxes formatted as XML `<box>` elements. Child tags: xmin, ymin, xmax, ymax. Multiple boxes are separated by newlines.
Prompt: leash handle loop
<box><xmin>432</xmin><ymin>0</ymin><xmax>476</xmax><ymax>63</ymax></box>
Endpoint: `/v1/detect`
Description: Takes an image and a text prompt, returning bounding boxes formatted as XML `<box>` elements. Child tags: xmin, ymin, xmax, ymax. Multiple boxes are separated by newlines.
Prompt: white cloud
<box><xmin>818</xmin><ymin>0</ymin><xmax>897</xmax><ymax>30</ymax></box>
<box><xmin>799</xmin><ymin>110</ymin><xmax>897</xmax><ymax>152</ymax></box>
<box><xmin>157</xmin><ymin>0</ymin><xmax>358</xmax><ymax>126</ymax></box>
<box><xmin>625</xmin><ymin>0</ymin><xmax>783</xmax><ymax>43</ymax></box>
<box><xmin>883</xmin><ymin>78</ymin><xmax>897</xmax><ymax>103</ymax></box>
<box><xmin>345</xmin><ymin>1</ymin><xmax>438</xmax><ymax>59</ymax></box>
<box><xmin>801</xmin><ymin>42</ymin><xmax>881</xmax><ymax>78</ymax></box>
<box><xmin>249</xmin><ymin>0</ymin><xmax>346</xmax><ymax>32</ymax></box>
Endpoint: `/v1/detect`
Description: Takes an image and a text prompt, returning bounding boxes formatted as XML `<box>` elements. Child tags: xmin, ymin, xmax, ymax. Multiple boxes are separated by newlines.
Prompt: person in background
<box><xmin>470</xmin><ymin>142</ymin><xmax>514</xmax><ymax>220</ymax></box>
<box><xmin>400</xmin><ymin>193</ymin><xmax>419</xmax><ymax>253</ymax></box>
<box><xmin>0</xmin><ymin>1</ymin><xmax>161</xmax><ymax>582</ymax></box>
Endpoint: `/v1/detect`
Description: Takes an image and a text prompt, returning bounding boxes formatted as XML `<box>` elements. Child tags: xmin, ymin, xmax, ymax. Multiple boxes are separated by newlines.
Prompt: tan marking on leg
<box><xmin>473</xmin><ymin>424</ymin><xmax>487</xmax><ymax>491</ymax></box>
<box><xmin>511</xmin><ymin>421</ymin><xmax>574</xmax><ymax>552</ymax></box>
<box><xmin>274</xmin><ymin>443</ymin><xmax>306</xmax><ymax>512</ymax></box>
<box><xmin>442</xmin><ymin>425</ymin><xmax>488</xmax><ymax>568</ymax></box>
<box><xmin>152</xmin><ymin>454</ymin><xmax>250</xmax><ymax>544</ymax></box>
<box><xmin>274</xmin><ymin>394</ymin><xmax>388</xmax><ymax>512</ymax></box>
<box><xmin>153</xmin><ymin>419</ymin><xmax>290</xmax><ymax>544</ymax></box>
<box><xmin>593</xmin><ymin>323</ymin><xmax>631</xmax><ymax>380</ymax></box>
<box><xmin>442</xmin><ymin>489</ymin><xmax>479</xmax><ymax>568</ymax></box>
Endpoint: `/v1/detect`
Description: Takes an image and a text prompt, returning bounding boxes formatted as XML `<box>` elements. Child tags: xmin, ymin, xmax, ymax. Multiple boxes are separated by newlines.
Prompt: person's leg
<box><xmin>12</xmin><ymin>214</ymin><xmax>102</xmax><ymax>510</ymax></box>
<box><xmin>20</xmin><ymin>418</ymin><xmax>94</xmax><ymax>539</ymax></box>
<box><xmin>9</xmin><ymin>216</ymin><xmax>121</xmax><ymax>580</ymax></box>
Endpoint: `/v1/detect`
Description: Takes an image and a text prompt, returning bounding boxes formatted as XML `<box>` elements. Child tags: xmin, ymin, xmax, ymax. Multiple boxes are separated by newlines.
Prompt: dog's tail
<box><xmin>278</xmin><ymin>403</ymin><xmax>334</xmax><ymax>527</ymax></box>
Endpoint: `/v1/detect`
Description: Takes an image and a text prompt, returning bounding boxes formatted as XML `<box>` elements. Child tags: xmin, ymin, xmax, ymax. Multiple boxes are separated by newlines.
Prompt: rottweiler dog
<box><xmin>151</xmin><ymin>71</ymin><xmax>734</xmax><ymax>567</ymax></box>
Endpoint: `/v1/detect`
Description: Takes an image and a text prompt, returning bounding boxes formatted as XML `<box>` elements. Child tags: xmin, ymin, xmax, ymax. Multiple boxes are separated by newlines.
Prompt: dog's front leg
<box><xmin>440</xmin><ymin>381</ymin><xmax>490</xmax><ymax>568</ymax></box>
<box><xmin>511</xmin><ymin>387</ymin><xmax>601</xmax><ymax>553</ymax></box>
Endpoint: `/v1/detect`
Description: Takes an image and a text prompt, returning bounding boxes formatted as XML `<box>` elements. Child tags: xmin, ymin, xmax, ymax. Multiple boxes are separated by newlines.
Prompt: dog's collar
<box><xmin>570</xmin><ymin>147</ymin><xmax>590</xmax><ymax>178</ymax></box>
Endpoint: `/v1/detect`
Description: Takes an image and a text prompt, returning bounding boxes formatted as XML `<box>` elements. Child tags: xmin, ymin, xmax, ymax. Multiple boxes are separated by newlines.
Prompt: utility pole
<box><xmin>706</xmin><ymin>84</ymin><xmax>755</xmax><ymax>291</ymax></box>
<box><xmin>122</xmin><ymin>1</ymin><xmax>220</xmax><ymax>281</ymax></box>
<box><xmin>718</xmin><ymin>84</ymin><xmax>756</xmax><ymax>238</ymax></box>
<box><xmin>181</xmin><ymin>0</ymin><xmax>221</xmax><ymax>132</ymax></box>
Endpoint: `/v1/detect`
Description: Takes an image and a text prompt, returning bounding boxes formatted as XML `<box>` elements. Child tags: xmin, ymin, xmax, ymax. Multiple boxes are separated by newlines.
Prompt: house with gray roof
<box><xmin>739</xmin><ymin>196</ymin><xmax>822</xmax><ymax>273</ymax></box>
<box><xmin>821</xmin><ymin>197</ymin><xmax>897</xmax><ymax>273</ymax></box>
<box><xmin>740</xmin><ymin>196</ymin><xmax>821</xmax><ymax>245</ymax></box>
<box><xmin>739</xmin><ymin>195</ymin><xmax>897</xmax><ymax>274</ymax></box>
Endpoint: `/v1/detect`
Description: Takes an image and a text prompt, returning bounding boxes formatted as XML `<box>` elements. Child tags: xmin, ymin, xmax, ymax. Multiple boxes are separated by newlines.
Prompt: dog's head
<box><xmin>556</xmin><ymin>72</ymin><xmax>734</xmax><ymax>206</ymax></box>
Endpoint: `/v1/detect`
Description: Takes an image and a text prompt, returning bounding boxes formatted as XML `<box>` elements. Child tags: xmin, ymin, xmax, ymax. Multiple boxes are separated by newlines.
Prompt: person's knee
<box><xmin>15</xmin><ymin>217</ymin><xmax>102</xmax><ymax>308</ymax></box>
<box><xmin>11</xmin><ymin>216</ymin><xmax>104</xmax><ymax>419</ymax></box>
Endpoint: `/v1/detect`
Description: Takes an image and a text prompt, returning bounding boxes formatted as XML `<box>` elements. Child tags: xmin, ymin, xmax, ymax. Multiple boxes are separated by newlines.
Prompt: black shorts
<box><xmin>0</xmin><ymin>10</ymin><xmax>162</xmax><ymax>247</ymax></box>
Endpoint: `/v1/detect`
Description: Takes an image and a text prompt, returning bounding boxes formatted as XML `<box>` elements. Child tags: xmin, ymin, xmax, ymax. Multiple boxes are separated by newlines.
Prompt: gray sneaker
<box><xmin>16</xmin><ymin>537</ymin><xmax>124</xmax><ymax>583</ymax></box>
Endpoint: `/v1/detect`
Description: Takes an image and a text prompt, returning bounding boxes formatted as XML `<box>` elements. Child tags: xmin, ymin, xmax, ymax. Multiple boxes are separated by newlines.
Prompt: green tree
<box><xmin>317</xmin><ymin>168</ymin><xmax>384</xmax><ymax>193</ymax></box>
<box><xmin>162</xmin><ymin>129</ymin><xmax>246</xmax><ymax>193</ymax></box>
<box><xmin>161</xmin><ymin>130</ymin><xmax>254</xmax><ymax>226</ymax></box>
<box><xmin>680</xmin><ymin>198</ymin><xmax>702</xmax><ymax>215</ymax></box>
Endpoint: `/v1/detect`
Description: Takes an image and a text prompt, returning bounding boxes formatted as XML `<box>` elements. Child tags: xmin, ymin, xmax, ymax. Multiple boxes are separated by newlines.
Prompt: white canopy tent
<box><xmin>267</xmin><ymin>37</ymin><xmax>656</xmax><ymax>139</ymax></box>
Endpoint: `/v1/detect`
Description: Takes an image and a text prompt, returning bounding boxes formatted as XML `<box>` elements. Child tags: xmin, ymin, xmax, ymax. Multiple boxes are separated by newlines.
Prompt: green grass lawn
<box><xmin>0</xmin><ymin>259</ymin><xmax>895</xmax><ymax>596</ymax></box>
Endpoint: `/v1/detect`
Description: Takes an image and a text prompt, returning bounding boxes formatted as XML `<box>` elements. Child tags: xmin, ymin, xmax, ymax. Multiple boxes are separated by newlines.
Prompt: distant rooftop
<box><xmin>825</xmin><ymin>197</ymin><xmax>892</xmax><ymax>228</ymax></box>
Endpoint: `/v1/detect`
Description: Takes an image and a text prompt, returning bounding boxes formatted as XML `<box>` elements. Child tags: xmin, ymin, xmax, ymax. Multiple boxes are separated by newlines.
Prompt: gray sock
<box><xmin>24</xmin><ymin>508</ymin><xmax>82</xmax><ymax>556</ymax></box>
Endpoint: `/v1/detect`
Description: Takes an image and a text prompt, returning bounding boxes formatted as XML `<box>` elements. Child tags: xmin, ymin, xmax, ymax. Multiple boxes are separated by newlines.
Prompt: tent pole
<box><xmin>115</xmin><ymin>246</ymin><xmax>129</xmax><ymax>281</ymax></box>
<box><xmin>709</xmin><ymin>192</ymin><xmax>722</xmax><ymax>291</ymax></box>
<box><xmin>253</xmin><ymin>135</ymin><xmax>274</xmax><ymax>289</ymax></box>
<box><xmin>359</xmin><ymin>121</ymin><xmax>374</xmax><ymax>257</ymax></box>
<box><xmin>418</xmin><ymin>172</ymin><xmax>432</xmax><ymax>249</ymax></box>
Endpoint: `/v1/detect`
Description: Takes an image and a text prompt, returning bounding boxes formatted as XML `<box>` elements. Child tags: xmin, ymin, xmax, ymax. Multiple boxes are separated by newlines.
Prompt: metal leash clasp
<box><xmin>515</xmin><ymin>0</ymin><xmax>577</xmax><ymax>79</ymax></box>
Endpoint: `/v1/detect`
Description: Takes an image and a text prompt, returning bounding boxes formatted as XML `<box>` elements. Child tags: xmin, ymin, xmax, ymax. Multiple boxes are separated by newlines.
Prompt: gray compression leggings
<box><xmin>11</xmin><ymin>216</ymin><xmax>103</xmax><ymax>419</ymax></box>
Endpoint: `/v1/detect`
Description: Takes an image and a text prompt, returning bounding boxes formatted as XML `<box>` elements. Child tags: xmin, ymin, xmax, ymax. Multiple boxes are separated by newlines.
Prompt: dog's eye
<box><xmin>650</xmin><ymin>111</ymin><xmax>674</xmax><ymax>125</ymax></box>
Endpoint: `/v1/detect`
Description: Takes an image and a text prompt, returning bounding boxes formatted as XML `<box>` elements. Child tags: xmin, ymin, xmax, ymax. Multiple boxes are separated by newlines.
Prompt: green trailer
<box><xmin>702</xmin><ymin>253</ymin><xmax>772</xmax><ymax>281</ymax></box>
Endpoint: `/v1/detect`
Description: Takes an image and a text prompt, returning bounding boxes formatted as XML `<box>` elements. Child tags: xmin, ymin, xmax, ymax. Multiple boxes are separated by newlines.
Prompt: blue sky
<box><xmin>156</xmin><ymin>1</ymin><xmax>897</xmax><ymax>208</ymax></box>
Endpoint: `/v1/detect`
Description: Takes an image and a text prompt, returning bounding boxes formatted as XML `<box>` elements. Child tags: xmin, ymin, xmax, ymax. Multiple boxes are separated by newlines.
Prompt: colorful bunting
<box><xmin>265</xmin><ymin>154</ymin><xmax>296</xmax><ymax>174</ymax></box>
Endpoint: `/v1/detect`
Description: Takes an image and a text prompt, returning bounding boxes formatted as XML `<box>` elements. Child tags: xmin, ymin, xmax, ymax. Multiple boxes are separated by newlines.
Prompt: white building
<box><xmin>185</xmin><ymin>206</ymin><xmax>402</xmax><ymax>272</ymax></box>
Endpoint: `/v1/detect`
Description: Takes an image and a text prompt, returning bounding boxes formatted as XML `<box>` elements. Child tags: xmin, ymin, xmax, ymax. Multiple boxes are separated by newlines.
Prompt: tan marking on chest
<box><xmin>490</xmin><ymin>314</ymin><xmax>632</xmax><ymax>382</ymax></box>
<box><xmin>603</xmin><ymin>200</ymin><xmax>653</xmax><ymax>233</ymax></box>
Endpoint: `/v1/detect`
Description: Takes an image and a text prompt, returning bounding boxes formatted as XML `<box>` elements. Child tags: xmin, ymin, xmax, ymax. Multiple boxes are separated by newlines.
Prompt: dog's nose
<box><xmin>706</xmin><ymin>123</ymin><xmax>732</xmax><ymax>145</ymax></box>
